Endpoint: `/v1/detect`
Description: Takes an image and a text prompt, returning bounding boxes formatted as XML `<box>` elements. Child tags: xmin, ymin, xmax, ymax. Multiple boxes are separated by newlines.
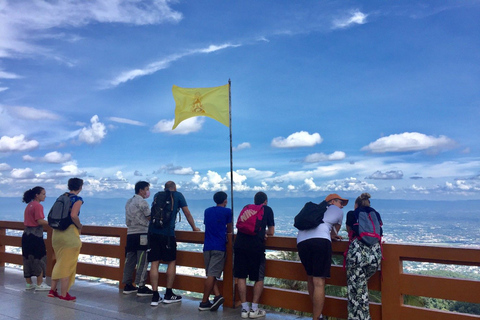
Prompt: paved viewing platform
<box><xmin>0</xmin><ymin>267</ymin><xmax>308</xmax><ymax>320</ymax></box>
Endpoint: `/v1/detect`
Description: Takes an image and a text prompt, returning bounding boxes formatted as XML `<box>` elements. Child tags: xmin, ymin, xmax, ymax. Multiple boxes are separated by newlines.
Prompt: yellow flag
<box><xmin>172</xmin><ymin>84</ymin><xmax>230</xmax><ymax>129</ymax></box>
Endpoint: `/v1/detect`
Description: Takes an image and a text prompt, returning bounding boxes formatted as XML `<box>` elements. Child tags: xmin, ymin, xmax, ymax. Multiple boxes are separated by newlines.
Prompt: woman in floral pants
<box><xmin>346</xmin><ymin>193</ymin><xmax>383</xmax><ymax>320</ymax></box>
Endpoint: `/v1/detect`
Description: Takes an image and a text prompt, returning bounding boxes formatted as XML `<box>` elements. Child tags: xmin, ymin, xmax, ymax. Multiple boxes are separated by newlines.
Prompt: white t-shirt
<box><xmin>296</xmin><ymin>204</ymin><xmax>343</xmax><ymax>244</ymax></box>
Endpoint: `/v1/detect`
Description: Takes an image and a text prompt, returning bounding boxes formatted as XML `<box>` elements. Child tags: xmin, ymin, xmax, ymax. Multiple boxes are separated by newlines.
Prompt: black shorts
<box><xmin>147</xmin><ymin>233</ymin><xmax>177</xmax><ymax>262</ymax></box>
<box><xmin>233</xmin><ymin>247</ymin><xmax>265</xmax><ymax>282</ymax></box>
<box><xmin>297</xmin><ymin>238</ymin><xmax>332</xmax><ymax>278</ymax></box>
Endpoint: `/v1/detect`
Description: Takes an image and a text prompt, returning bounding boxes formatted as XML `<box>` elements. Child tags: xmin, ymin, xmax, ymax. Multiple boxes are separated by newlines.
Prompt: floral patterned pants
<box><xmin>346</xmin><ymin>239</ymin><xmax>382</xmax><ymax>320</ymax></box>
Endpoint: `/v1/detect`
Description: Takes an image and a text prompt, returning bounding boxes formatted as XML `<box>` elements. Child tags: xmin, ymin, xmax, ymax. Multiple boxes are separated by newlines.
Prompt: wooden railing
<box><xmin>1</xmin><ymin>220</ymin><xmax>479</xmax><ymax>320</ymax></box>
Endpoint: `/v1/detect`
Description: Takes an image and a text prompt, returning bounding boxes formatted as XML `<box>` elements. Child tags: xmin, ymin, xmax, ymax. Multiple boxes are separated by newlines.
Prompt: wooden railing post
<box><xmin>381</xmin><ymin>243</ymin><xmax>402</xmax><ymax>320</ymax></box>
<box><xmin>118</xmin><ymin>227</ymin><xmax>127</xmax><ymax>290</ymax></box>
<box><xmin>0</xmin><ymin>226</ymin><xmax>5</xmax><ymax>268</ymax></box>
<box><xmin>223</xmin><ymin>232</ymin><xmax>234</xmax><ymax>308</ymax></box>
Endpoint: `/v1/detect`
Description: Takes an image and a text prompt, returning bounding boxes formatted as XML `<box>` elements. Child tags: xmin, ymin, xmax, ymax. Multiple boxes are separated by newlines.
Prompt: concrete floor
<box><xmin>0</xmin><ymin>267</ymin><xmax>309</xmax><ymax>320</ymax></box>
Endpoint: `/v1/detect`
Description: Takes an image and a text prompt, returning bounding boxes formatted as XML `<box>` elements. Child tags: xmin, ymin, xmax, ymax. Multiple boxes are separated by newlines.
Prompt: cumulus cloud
<box><xmin>303</xmin><ymin>177</ymin><xmax>378</xmax><ymax>192</ymax></box>
<box><xmin>0</xmin><ymin>163</ymin><xmax>11</xmax><ymax>171</ymax></box>
<box><xmin>152</xmin><ymin>117</ymin><xmax>204</xmax><ymax>135</ymax></box>
<box><xmin>0</xmin><ymin>134</ymin><xmax>39</xmax><ymax>152</ymax></box>
<box><xmin>42</xmin><ymin>151</ymin><xmax>72</xmax><ymax>163</ymax></box>
<box><xmin>108</xmin><ymin>117</ymin><xmax>146</xmax><ymax>126</ymax></box>
<box><xmin>304</xmin><ymin>151</ymin><xmax>346</xmax><ymax>163</ymax></box>
<box><xmin>361</xmin><ymin>132</ymin><xmax>456</xmax><ymax>153</ymax></box>
<box><xmin>134</xmin><ymin>170</ymin><xmax>143</xmax><ymax>176</ymax></box>
<box><xmin>7</xmin><ymin>106</ymin><xmax>59</xmax><ymax>120</ymax></box>
<box><xmin>233</xmin><ymin>142</ymin><xmax>251</xmax><ymax>151</ymax></box>
<box><xmin>332</xmin><ymin>10</ymin><xmax>368</xmax><ymax>29</ymax></box>
<box><xmin>22</xmin><ymin>155</ymin><xmax>35</xmax><ymax>162</ymax></box>
<box><xmin>271</xmin><ymin>131</ymin><xmax>323</xmax><ymax>148</ymax></box>
<box><xmin>78</xmin><ymin>115</ymin><xmax>107</xmax><ymax>144</ymax></box>
<box><xmin>366</xmin><ymin>170</ymin><xmax>403</xmax><ymax>180</ymax></box>
<box><xmin>11</xmin><ymin>168</ymin><xmax>35</xmax><ymax>179</ymax></box>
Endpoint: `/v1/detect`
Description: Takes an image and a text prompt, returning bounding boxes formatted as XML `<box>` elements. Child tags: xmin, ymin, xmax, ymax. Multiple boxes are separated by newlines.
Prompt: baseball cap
<box><xmin>325</xmin><ymin>193</ymin><xmax>349</xmax><ymax>205</ymax></box>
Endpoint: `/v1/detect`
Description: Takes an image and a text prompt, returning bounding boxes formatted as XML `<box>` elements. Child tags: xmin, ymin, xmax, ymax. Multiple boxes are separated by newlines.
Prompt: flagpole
<box><xmin>228</xmin><ymin>79</ymin><xmax>234</xmax><ymax>218</ymax></box>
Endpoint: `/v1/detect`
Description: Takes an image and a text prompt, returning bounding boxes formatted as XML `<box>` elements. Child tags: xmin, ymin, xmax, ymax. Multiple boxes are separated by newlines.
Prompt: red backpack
<box><xmin>236</xmin><ymin>204</ymin><xmax>265</xmax><ymax>235</ymax></box>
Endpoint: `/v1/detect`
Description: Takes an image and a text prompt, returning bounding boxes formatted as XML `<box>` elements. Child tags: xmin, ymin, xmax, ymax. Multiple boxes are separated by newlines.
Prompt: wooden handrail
<box><xmin>1</xmin><ymin>220</ymin><xmax>479</xmax><ymax>319</ymax></box>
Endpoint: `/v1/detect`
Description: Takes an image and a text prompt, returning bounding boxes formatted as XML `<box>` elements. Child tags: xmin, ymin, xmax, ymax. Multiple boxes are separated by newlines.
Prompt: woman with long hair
<box><xmin>48</xmin><ymin>178</ymin><xmax>84</xmax><ymax>302</ymax></box>
<box><xmin>345</xmin><ymin>193</ymin><xmax>383</xmax><ymax>320</ymax></box>
<box><xmin>22</xmin><ymin>186</ymin><xmax>50</xmax><ymax>291</ymax></box>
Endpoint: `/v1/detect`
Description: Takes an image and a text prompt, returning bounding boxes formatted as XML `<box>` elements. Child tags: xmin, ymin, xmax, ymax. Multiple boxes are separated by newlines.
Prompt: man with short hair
<box><xmin>122</xmin><ymin>181</ymin><xmax>153</xmax><ymax>296</ymax></box>
<box><xmin>234</xmin><ymin>192</ymin><xmax>275</xmax><ymax>319</ymax></box>
<box><xmin>296</xmin><ymin>193</ymin><xmax>347</xmax><ymax>320</ymax></box>
<box><xmin>198</xmin><ymin>191</ymin><xmax>233</xmax><ymax>311</ymax></box>
<box><xmin>148</xmin><ymin>181</ymin><xmax>200</xmax><ymax>306</ymax></box>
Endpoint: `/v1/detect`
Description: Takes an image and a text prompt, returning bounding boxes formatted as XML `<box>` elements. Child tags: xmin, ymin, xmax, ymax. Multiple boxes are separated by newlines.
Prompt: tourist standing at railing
<box><xmin>122</xmin><ymin>181</ymin><xmax>154</xmax><ymax>297</ymax></box>
<box><xmin>297</xmin><ymin>193</ymin><xmax>347</xmax><ymax>320</ymax></box>
<box><xmin>234</xmin><ymin>191</ymin><xmax>275</xmax><ymax>319</ymax></box>
<box><xmin>48</xmin><ymin>177</ymin><xmax>84</xmax><ymax>302</ymax></box>
<box><xmin>346</xmin><ymin>193</ymin><xmax>383</xmax><ymax>320</ymax></box>
<box><xmin>21</xmin><ymin>186</ymin><xmax>50</xmax><ymax>291</ymax></box>
<box><xmin>198</xmin><ymin>191</ymin><xmax>232</xmax><ymax>311</ymax></box>
<box><xmin>148</xmin><ymin>181</ymin><xmax>201</xmax><ymax>306</ymax></box>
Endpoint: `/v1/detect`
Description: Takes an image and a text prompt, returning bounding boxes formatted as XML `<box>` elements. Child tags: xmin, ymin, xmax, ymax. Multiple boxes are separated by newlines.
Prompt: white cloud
<box><xmin>332</xmin><ymin>10</ymin><xmax>368</xmax><ymax>29</ymax></box>
<box><xmin>42</xmin><ymin>151</ymin><xmax>72</xmax><ymax>164</ymax></box>
<box><xmin>152</xmin><ymin>117</ymin><xmax>204</xmax><ymax>135</ymax></box>
<box><xmin>0</xmin><ymin>70</ymin><xmax>21</xmax><ymax>79</ymax></box>
<box><xmin>0</xmin><ymin>163</ymin><xmax>11</xmax><ymax>171</ymax></box>
<box><xmin>108</xmin><ymin>117</ymin><xmax>146</xmax><ymax>126</ymax></box>
<box><xmin>0</xmin><ymin>87</ymin><xmax>8</xmax><ymax>92</ymax></box>
<box><xmin>7</xmin><ymin>106</ymin><xmax>59</xmax><ymax>121</ymax></box>
<box><xmin>11</xmin><ymin>168</ymin><xmax>35</xmax><ymax>179</ymax></box>
<box><xmin>22</xmin><ymin>155</ymin><xmax>35</xmax><ymax>162</ymax></box>
<box><xmin>361</xmin><ymin>132</ymin><xmax>456</xmax><ymax>153</ymax></box>
<box><xmin>161</xmin><ymin>164</ymin><xmax>195</xmax><ymax>175</ymax></box>
<box><xmin>0</xmin><ymin>134</ymin><xmax>39</xmax><ymax>152</ymax></box>
<box><xmin>367</xmin><ymin>170</ymin><xmax>404</xmax><ymax>180</ymax></box>
<box><xmin>236</xmin><ymin>168</ymin><xmax>275</xmax><ymax>179</ymax></box>
<box><xmin>303</xmin><ymin>177</ymin><xmax>378</xmax><ymax>193</ymax></box>
<box><xmin>233</xmin><ymin>142</ymin><xmax>251</xmax><ymax>151</ymax></box>
<box><xmin>107</xmin><ymin>43</ymin><xmax>239</xmax><ymax>87</ymax></box>
<box><xmin>0</xmin><ymin>0</ymin><xmax>182</xmax><ymax>59</ymax></box>
<box><xmin>304</xmin><ymin>151</ymin><xmax>346</xmax><ymax>163</ymax></box>
<box><xmin>78</xmin><ymin>115</ymin><xmax>107</xmax><ymax>144</ymax></box>
<box><xmin>271</xmin><ymin>131</ymin><xmax>323</xmax><ymax>148</ymax></box>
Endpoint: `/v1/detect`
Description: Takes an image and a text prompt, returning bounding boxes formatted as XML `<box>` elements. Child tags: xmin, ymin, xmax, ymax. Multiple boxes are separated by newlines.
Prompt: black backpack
<box><xmin>48</xmin><ymin>193</ymin><xmax>73</xmax><ymax>230</ymax></box>
<box><xmin>151</xmin><ymin>191</ymin><xmax>175</xmax><ymax>229</ymax></box>
<box><xmin>294</xmin><ymin>200</ymin><xmax>329</xmax><ymax>230</ymax></box>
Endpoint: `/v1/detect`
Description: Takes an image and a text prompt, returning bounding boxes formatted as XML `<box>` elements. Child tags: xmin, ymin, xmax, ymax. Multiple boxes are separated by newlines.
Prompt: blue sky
<box><xmin>1</xmin><ymin>0</ymin><xmax>479</xmax><ymax>200</ymax></box>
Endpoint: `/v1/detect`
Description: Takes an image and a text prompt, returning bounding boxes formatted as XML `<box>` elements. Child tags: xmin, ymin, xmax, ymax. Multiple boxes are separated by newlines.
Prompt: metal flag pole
<box><xmin>228</xmin><ymin>79</ymin><xmax>234</xmax><ymax>218</ymax></box>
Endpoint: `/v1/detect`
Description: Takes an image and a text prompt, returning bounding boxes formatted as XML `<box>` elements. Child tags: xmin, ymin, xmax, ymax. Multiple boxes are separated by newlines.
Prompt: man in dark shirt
<box><xmin>233</xmin><ymin>192</ymin><xmax>275</xmax><ymax>319</ymax></box>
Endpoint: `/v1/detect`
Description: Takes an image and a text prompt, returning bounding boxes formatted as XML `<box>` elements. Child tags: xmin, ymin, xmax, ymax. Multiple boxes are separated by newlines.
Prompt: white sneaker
<box><xmin>25</xmin><ymin>283</ymin><xmax>36</xmax><ymax>290</ymax></box>
<box><xmin>35</xmin><ymin>282</ymin><xmax>50</xmax><ymax>291</ymax></box>
<box><xmin>241</xmin><ymin>309</ymin><xmax>250</xmax><ymax>318</ymax></box>
<box><xmin>249</xmin><ymin>309</ymin><xmax>266</xmax><ymax>318</ymax></box>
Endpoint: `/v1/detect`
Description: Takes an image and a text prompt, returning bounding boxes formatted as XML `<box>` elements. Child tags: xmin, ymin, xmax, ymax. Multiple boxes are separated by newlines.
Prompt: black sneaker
<box><xmin>210</xmin><ymin>295</ymin><xmax>224</xmax><ymax>311</ymax></box>
<box><xmin>198</xmin><ymin>301</ymin><xmax>213</xmax><ymax>311</ymax></box>
<box><xmin>123</xmin><ymin>284</ymin><xmax>138</xmax><ymax>295</ymax></box>
<box><xmin>137</xmin><ymin>286</ymin><xmax>154</xmax><ymax>297</ymax></box>
<box><xmin>163</xmin><ymin>292</ymin><xmax>182</xmax><ymax>304</ymax></box>
<box><xmin>150</xmin><ymin>291</ymin><xmax>161</xmax><ymax>306</ymax></box>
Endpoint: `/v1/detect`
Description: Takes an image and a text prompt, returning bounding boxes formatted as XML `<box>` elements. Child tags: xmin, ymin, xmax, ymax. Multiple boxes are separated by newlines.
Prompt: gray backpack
<box><xmin>48</xmin><ymin>193</ymin><xmax>72</xmax><ymax>230</ymax></box>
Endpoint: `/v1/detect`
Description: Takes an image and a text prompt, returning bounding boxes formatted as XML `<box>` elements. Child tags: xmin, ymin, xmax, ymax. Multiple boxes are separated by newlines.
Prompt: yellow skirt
<box><xmin>52</xmin><ymin>224</ymin><xmax>82</xmax><ymax>291</ymax></box>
